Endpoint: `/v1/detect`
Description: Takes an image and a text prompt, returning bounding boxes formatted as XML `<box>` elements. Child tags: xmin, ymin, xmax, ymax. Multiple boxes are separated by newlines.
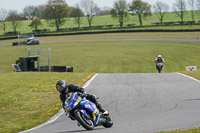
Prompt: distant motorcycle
<box><xmin>64</xmin><ymin>92</ymin><xmax>113</xmax><ymax>130</ymax></box>
<box><xmin>156</xmin><ymin>62</ymin><xmax>163</xmax><ymax>73</ymax></box>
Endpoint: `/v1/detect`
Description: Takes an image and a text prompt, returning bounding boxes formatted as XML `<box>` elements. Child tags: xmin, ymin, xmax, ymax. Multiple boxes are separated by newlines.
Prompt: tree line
<box><xmin>0</xmin><ymin>0</ymin><xmax>200</xmax><ymax>36</ymax></box>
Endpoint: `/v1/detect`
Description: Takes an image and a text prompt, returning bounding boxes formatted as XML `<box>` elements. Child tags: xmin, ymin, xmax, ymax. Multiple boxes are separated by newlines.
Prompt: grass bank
<box><xmin>1</xmin><ymin>10</ymin><xmax>200</xmax><ymax>35</ymax></box>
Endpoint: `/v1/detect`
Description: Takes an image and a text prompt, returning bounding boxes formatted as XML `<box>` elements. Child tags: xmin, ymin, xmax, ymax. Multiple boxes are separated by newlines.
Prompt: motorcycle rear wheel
<box><xmin>102</xmin><ymin>115</ymin><xmax>113</xmax><ymax>128</ymax></box>
<box><xmin>75</xmin><ymin>111</ymin><xmax>94</xmax><ymax>130</ymax></box>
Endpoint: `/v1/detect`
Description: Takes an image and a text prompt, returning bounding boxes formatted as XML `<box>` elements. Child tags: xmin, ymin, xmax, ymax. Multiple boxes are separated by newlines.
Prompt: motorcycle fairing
<box><xmin>79</xmin><ymin>98</ymin><xmax>100</xmax><ymax>125</ymax></box>
<box><xmin>92</xmin><ymin>108</ymin><xmax>100</xmax><ymax>125</ymax></box>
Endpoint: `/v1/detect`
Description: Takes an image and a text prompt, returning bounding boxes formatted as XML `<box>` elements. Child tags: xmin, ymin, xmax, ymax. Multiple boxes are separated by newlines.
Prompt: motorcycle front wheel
<box><xmin>74</xmin><ymin>111</ymin><xmax>94</xmax><ymax>130</ymax></box>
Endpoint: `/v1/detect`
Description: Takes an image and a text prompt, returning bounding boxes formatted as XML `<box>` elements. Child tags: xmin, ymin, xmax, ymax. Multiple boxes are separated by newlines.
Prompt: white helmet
<box><xmin>158</xmin><ymin>55</ymin><xmax>162</xmax><ymax>58</ymax></box>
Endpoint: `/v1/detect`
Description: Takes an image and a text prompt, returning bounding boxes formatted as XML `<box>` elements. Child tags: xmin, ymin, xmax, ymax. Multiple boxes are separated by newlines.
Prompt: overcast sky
<box><xmin>0</xmin><ymin>0</ymin><xmax>181</xmax><ymax>12</ymax></box>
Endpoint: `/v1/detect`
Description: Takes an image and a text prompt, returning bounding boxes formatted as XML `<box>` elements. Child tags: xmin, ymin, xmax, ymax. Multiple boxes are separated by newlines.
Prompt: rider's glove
<box><xmin>82</xmin><ymin>92</ymin><xmax>87</xmax><ymax>97</ymax></box>
<box><xmin>77</xmin><ymin>92</ymin><xmax>87</xmax><ymax>98</ymax></box>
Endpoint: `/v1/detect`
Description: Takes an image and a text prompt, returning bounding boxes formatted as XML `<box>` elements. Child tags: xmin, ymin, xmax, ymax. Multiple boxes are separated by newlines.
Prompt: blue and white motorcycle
<box><xmin>64</xmin><ymin>92</ymin><xmax>113</xmax><ymax>130</ymax></box>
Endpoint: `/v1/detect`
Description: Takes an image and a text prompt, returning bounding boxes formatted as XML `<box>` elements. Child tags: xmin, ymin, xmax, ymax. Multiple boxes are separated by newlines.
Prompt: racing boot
<box><xmin>96</xmin><ymin>103</ymin><xmax>109</xmax><ymax>116</ymax></box>
<box><xmin>87</xmin><ymin>94</ymin><xmax>109</xmax><ymax>115</ymax></box>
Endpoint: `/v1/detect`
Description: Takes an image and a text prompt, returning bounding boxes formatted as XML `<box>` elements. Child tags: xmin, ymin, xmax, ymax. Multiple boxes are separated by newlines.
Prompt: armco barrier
<box><xmin>40</xmin><ymin>66</ymin><xmax>73</xmax><ymax>72</ymax></box>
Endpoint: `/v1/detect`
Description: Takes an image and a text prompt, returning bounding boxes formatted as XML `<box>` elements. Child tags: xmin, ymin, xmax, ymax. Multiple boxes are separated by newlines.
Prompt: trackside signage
<box><xmin>186</xmin><ymin>66</ymin><xmax>197</xmax><ymax>71</ymax></box>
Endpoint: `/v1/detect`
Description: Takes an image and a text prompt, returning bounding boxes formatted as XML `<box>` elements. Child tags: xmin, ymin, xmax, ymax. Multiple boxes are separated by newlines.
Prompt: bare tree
<box><xmin>81</xmin><ymin>0</ymin><xmax>98</xmax><ymax>28</ymax></box>
<box><xmin>94</xmin><ymin>6</ymin><xmax>101</xmax><ymax>16</ymax></box>
<box><xmin>188</xmin><ymin>0</ymin><xmax>195</xmax><ymax>21</ymax></box>
<box><xmin>99</xmin><ymin>7</ymin><xmax>111</xmax><ymax>16</ymax></box>
<box><xmin>197</xmin><ymin>0</ymin><xmax>200</xmax><ymax>10</ymax></box>
<box><xmin>37</xmin><ymin>5</ymin><xmax>46</xmax><ymax>19</ymax></box>
<box><xmin>173</xmin><ymin>0</ymin><xmax>186</xmax><ymax>22</ymax></box>
<box><xmin>0</xmin><ymin>8</ymin><xmax>8</xmax><ymax>35</ymax></box>
<box><xmin>70</xmin><ymin>4</ymin><xmax>84</xmax><ymax>28</ymax></box>
<box><xmin>197</xmin><ymin>0</ymin><xmax>200</xmax><ymax>18</ymax></box>
<box><xmin>197</xmin><ymin>0</ymin><xmax>200</xmax><ymax>9</ymax></box>
<box><xmin>25</xmin><ymin>5</ymin><xmax>46</xmax><ymax>19</ymax></box>
<box><xmin>43</xmin><ymin>0</ymin><xmax>69</xmax><ymax>31</ymax></box>
<box><xmin>153</xmin><ymin>1</ymin><xmax>169</xmax><ymax>25</ymax></box>
<box><xmin>129</xmin><ymin>0</ymin><xmax>151</xmax><ymax>27</ymax></box>
<box><xmin>6</xmin><ymin>10</ymin><xmax>22</xmax><ymax>33</ymax></box>
<box><xmin>23</xmin><ymin>6</ymin><xmax>37</xmax><ymax>16</ymax></box>
<box><xmin>110</xmin><ymin>0</ymin><xmax>128</xmax><ymax>28</ymax></box>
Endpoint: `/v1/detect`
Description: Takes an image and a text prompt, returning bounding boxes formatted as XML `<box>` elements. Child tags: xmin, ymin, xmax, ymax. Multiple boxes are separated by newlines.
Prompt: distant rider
<box><xmin>154</xmin><ymin>55</ymin><xmax>165</xmax><ymax>69</ymax></box>
<box><xmin>155</xmin><ymin>55</ymin><xmax>165</xmax><ymax>63</ymax></box>
<box><xmin>56</xmin><ymin>80</ymin><xmax>109</xmax><ymax>118</ymax></box>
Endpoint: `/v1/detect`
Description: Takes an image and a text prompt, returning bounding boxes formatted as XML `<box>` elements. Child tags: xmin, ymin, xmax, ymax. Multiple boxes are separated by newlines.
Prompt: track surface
<box><xmin>25</xmin><ymin>73</ymin><xmax>200</xmax><ymax>133</ymax></box>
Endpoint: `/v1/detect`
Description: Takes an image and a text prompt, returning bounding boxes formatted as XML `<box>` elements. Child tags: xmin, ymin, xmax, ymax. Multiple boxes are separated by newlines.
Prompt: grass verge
<box><xmin>0</xmin><ymin>72</ymin><xmax>94</xmax><ymax>133</ymax></box>
<box><xmin>181</xmin><ymin>71</ymin><xmax>200</xmax><ymax>80</ymax></box>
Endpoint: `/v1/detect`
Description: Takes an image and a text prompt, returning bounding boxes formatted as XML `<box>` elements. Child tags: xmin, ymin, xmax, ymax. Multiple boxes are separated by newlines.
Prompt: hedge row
<box><xmin>152</xmin><ymin>21</ymin><xmax>200</xmax><ymax>26</ymax></box>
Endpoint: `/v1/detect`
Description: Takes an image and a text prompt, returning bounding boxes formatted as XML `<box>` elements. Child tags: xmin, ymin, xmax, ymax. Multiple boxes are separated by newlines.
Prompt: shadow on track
<box><xmin>56</xmin><ymin>127</ymin><xmax>105</xmax><ymax>133</ymax></box>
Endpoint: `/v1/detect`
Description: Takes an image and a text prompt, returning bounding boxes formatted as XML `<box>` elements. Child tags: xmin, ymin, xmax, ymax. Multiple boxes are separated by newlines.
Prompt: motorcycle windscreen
<box><xmin>64</xmin><ymin>93</ymin><xmax>79</xmax><ymax>111</ymax></box>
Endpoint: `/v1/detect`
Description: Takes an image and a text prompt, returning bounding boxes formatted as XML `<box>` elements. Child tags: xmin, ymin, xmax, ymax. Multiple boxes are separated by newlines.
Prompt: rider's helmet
<box><xmin>56</xmin><ymin>80</ymin><xmax>67</xmax><ymax>93</ymax></box>
<box><xmin>158</xmin><ymin>55</ymin><xmax>162</xmax><ymax>58</ymax></box>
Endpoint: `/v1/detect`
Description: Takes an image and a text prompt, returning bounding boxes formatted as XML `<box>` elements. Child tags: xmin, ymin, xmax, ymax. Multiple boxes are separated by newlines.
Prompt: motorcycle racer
<box><xmin>56</xmin><ymin>80</ymin><xmax>109</xmax><ymax>117</ymax></box>
<box><xmin>154</xmin><ymin>55</ymin><xmax>165</xmax><ymax>73</ymax></box>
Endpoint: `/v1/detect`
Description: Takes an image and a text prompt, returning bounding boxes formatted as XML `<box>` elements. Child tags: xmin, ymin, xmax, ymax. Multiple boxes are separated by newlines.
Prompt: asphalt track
<box><xmin>22</xmin><ymin>73</ymin><xmax>200</xmax><ymax>133</ymax></box>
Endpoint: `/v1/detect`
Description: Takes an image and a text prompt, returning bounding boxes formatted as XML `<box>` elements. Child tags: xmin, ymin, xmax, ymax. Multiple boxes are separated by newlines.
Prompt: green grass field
<box><xmin>1</xmin><ymin>32</ymin><xmax>200</xmax><ymax>73</ymax></box>
<box><xmin>1</xmin><ymin>32</ymin><xmax>200</xmax><ymax>133</ymax></box>
<box><xmin>1</xmin><ymin>11</ymin><xmax>200</xmax><ymax>35</ymax></box>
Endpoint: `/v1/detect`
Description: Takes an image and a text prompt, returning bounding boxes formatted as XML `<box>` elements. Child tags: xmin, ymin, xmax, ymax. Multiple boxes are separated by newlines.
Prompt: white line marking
<box><xmin>176</xmin><ymin>72</ymin><xmax>200</xmax><ymax>83</ymax></box>
<box><xmin>82</xmin><ymin>73</ymin><xmax>98</xmax><ymax>88</ymax></box>
<box><xmin>20</xmin><ymin>73</ymin><xmax>98</xmax><ymax>133</ymax></box>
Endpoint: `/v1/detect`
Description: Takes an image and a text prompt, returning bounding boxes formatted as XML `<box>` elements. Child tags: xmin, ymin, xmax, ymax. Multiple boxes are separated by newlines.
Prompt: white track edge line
<box><xmin>176</xmin><ymin>72</ymin><xmax>200</xmax><ymax>83</ymax></box>
<box><xmin>20</xmin><ymin>73</ymin><xmax>98</xmax><ymax>133</ymax></box>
